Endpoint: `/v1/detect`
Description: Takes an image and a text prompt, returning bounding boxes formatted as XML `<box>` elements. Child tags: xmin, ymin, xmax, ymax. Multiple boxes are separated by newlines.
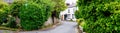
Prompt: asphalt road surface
<box><xmin>20</xmin><ymin>21</ymin><xmax>77</xmax><ymax>33</ymax></box>
<box><xmin>0</xmin><ymin>21</ymin><xmax>77</xmax><ymax>33</ymax></box>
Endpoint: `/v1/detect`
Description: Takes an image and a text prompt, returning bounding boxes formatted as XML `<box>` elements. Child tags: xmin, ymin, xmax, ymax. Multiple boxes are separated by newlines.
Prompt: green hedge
<box><xmin>10</xmin><ymin>0</ymin><xmax>26</xmax><ymax>16</ymax></box>
<box><xmin>0</xmin><ymin>1</ymin><xmax>17</xmax><ymax>28</ymax></box>
<box><xmin>20</xmin><ymin>2</ymin><xmax>47</xmax><ymax>30</ymax></box>
<box><xmin>0</xmin><ymin>2</ymin><xmax>9</xmax><ymax>25</ymax></box>
<box><xmin>76</xmin><ymin>0</ymin><xmax>120</xmax><ymax>33</ymax></box>
<box><xmin>6</xmin><ymin>16</ymin><xmax>17</xmax><ymax>28</ymax></box>
<box><xmin>10</xmin><ymin>0</ymin><xmax>54</xmax><ymax>30</ymax></box>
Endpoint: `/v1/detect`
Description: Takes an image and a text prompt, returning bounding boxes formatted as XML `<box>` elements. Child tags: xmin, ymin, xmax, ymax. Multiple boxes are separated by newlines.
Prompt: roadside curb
<box><xmin>75</xmin><ymin>26</ymin><xmax>85</xmax><ymax>33</ymax></box>
<box><xmin>13</xmin><ymin>22</ymin><xmax>62</xmax><ymax>33</ymax></box>
<box><xmin>75</xmin><ymin>26</ymin><xmax>79</xmax><ymax>33</ymax></box>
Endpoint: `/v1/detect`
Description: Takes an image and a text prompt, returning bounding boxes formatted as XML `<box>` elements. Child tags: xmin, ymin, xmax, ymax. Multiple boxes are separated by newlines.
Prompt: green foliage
<box><xmin>52</xmin><ymin>0</ymin><xmax>67</xmax><ymax>12</ymax></box>
<box><xmin>10</xmin><ymin>0</ymin><xmax>54</xmax><ymax>30</ymax></box>
<box><xmin>6</xmin><ymin>16</ymin><xmax>17</xmax><ymax>28</ymax></box>
<box><xmin>0</xmin><ymin>1</ymin><xmax>17</xmax><ymax>28</ymax></box>
<box><xmin>52</xmin><ymin>0</ymin><xmax>67</xmax><ymax>18</ymax></box>
<box><xmin>19</xmin><ymin>2</ymin><xmax>45</xmax><ymax>30</ymax></box>
<box><xmin>30</xmin><ymin>0</ymin><xmax>67</xmax><ymax>18</ymax></box>
<box><xmin>10</xmin><ymin>0</ymin><xmax>26</xmax><ymax>16</ymax></box>
<box><xmin>29</xmin><ymin>0</ymin><xmax>55</xmax><ymax>21</ymax></box>
<box><xmin>0</xmin><ymin>2</ymin><xmax>9</xmax><ymax>25</ymax></box>
<box><xmin>0</xmin><ymin>0</ymin><xmax>65</xmax><ymax>30</ymax></box>
<box><xmin>76</xmin><ymin>0</ymin><xmax>120</xmax><ymax>33</ymax></box>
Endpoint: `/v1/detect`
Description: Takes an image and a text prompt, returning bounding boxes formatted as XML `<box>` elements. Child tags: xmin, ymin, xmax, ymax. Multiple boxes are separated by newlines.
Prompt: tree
<box><xmin>51</xmin><ymin>0</ymin><xmax>67</xmax><ymax>24</ymax></box>
<box><xmin>30</xmin><ymin>0</ymin><xmax>67</xmax><ymax>24</ymax></box>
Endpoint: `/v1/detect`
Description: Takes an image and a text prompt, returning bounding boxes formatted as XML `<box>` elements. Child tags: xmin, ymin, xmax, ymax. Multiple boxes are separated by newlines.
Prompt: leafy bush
<box><xmin>76</xmin><ymin>0</ymin><xmax>120</xmax><ymax>33</ymax></box>
<box><xmin>30</xmin><ymin>0</ymin><xmax>55</xmax><ymax>20</ymax></box>
<box><xmin>6</xmin><ymin>16</ymin><xmax>17</xmax><ymax>28</ymax></box>
<box><xmin>10</xmin><ymin>0</ymin><xmax>26</xmax><ymax>16</ymax></box>
<box><xmin>0</xmin><ymin>1</ymin><xmax>17</xmax><ymax>28</ymax></box>
<box><xmin>19</xmin><ymin>2</ymin><xmax>45</xmax><ymax>30</ymax></box>
<box><xmin>0</xmin><ymin>2</ymin><xmax>9</xmax><ymax>25</ymax></box>
<box><xmin>10</xmin><ymin>0</ymin><xmax>54</xmax><ymax>30</ymax></box>
<box><xmin>52</xmin><ymin>0</ymin><xmax>67</xmax><ymax>18</ymax></box>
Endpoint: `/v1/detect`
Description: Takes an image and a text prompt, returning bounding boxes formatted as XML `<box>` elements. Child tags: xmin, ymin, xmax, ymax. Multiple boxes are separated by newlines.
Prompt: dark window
<box><xmin>66</xmin><ymin>3</ymin><xmax>70</xmax><ymax>6</ymax></box>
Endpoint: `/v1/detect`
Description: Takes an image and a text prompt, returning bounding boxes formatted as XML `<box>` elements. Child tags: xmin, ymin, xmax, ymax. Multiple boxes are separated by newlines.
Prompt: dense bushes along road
<box><xmin>11</xmin><ymin>0</ymin><xmax>54</xmax><ymax>30</ymax></box>
<box><xmin>0</xmin><ymin>0</ymin><xmax>66</xmax><ymax>31</ymax></box>
<box><xmin>0</xmin><ymin>1</ymin><xmax>9</xmax><ymax>25</ymax></box>
<box><xmin>75</xmin><ymin>0</ymin><xmax>120</xmax><ymax>33</ymax></box>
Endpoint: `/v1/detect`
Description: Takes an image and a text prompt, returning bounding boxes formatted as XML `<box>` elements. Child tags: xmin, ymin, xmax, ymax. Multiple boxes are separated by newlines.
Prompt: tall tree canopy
<box><xmin>52</xmin><ymin>0</ymin><xmax>67</xmax><ymax>12</ymax></box>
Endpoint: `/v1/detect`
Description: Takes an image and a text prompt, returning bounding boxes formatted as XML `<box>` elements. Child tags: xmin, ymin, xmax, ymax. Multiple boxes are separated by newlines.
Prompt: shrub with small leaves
<box><xmin>76</xmin><ymin>0</ymin><xmax>120</xmax><ymax>33</ymax></box>
<box><xmin>6</xmin><ymin>16</ymin><xmax>17</xmax><ymax>28</ymax></box>
<box><xmin>0</xmin><ymin>2</ymin><xmax>9</xmax><ymax>25</ymax></box>
<box><xmin>10</xmin><ymin>0</ymin><xmax>54</xmax><ymax>30</ymax></box>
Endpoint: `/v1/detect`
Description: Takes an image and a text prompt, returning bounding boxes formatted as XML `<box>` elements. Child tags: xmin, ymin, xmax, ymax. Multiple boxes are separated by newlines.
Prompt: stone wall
<box><xmin>44</xmin><ymin>17</ymin><xmax>53</xmax><ymax>26</ymax></box>
<box><xmin>44</xmin><ymin>17</ymin><xmax>61</xmax><ymax>26</ymax></box>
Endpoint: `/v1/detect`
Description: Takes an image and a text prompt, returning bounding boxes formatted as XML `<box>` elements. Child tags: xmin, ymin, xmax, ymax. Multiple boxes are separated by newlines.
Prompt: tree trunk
<box><xmin>52</xmin><ymin>15</ymin><xmax>54</xmax><ymax>25</ymax></box>
<box><xmin>51</xmin><ymin>11</ymin><xmax>56</xmax><ymax>25</ymax></box>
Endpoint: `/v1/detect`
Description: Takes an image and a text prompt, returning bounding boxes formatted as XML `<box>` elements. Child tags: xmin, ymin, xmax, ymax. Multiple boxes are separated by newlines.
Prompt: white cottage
<box><xmin>60</xmin><ymin>0</ymin><xmax>78</xmax><ymax>21</ymax></box>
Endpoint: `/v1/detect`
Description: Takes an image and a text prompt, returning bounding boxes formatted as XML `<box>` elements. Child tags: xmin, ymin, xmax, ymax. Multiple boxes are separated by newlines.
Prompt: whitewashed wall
<box><xmin>60</xmin><ymin>0</ymin><xmax>77</xmax><ymax>21</ymax></box>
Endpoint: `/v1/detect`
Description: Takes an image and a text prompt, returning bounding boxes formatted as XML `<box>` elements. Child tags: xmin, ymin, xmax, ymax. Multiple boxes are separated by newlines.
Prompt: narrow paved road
<box><xmin>19</xmin><ymin>21</ymin><xmax>77</xmax><ymax>33</ymax></box>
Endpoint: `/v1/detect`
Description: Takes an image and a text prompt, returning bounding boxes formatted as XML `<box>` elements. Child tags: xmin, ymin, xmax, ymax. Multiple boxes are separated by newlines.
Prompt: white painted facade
<box><xmin>60</xmin><ymin>0</ymin><xmax>78</xmax><ymax>21</ymax></box>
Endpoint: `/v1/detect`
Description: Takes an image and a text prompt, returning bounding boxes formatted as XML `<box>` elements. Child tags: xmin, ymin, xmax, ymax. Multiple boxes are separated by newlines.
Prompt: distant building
<box><xmin>60</xmin><ymin>0</ymin><xmax>78</xmax><ymax>21</ymax></box>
